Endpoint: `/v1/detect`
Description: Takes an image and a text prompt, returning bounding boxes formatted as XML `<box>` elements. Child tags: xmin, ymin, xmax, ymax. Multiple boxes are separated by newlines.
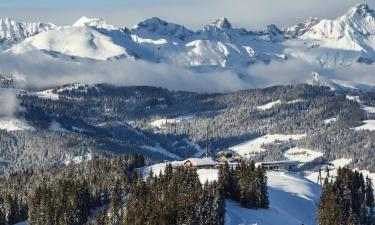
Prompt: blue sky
<box><xmin>0</xmin><ymin>0</ymin><xmax>373</xmax><ymax>29</ymax></box>
<box><xmin>0</xmin><ymin>0</ymin><xmax>177</xmax><ymax>7</ymax></box>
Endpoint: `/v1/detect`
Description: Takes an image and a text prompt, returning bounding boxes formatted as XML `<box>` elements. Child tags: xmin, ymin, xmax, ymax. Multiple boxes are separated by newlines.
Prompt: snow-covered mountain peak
<box><xmin>343</xmin><ymin>4</ymin><xmax>374</xmax><ymax>19</ymax></box>
<box><xmin>209</xmin><ymin>17</ymin><xmax>232</xmax><ymax>29</ymax></box>
<box><xmin>132</xmin><ymin>17</ymin><xmax>193</xmax><ymax>41</ymax></box>
<box><xmin>265</xmin><ymin>24</ymin><xmax>285</xmax><ymax>41</ymax></box>
<box><xmin>304</xmin><ymin>3</ymin><xmax>375</xmax><ymax>41</ymax></box>
<box><xmin>9</xmin><ymin>26</ymin><xmax>128</xmax><ymax>60</ymax></box>
<box><xmin>73</xmin><ymin>16</ymin><xmax>116</xmax><ymax>30</ymax></box>
<box><xmin>0</xmin><ymin>18</ymin><xmax>56</xmax><ymax>49</ymax></box>
<box><xmin>284</xmin><ymin>17</ymin><xmax>320</xmax><ymax>38</ymax></box>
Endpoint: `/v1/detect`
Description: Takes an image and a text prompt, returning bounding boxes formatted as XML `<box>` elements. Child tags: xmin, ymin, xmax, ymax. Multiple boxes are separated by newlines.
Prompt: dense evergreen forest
<box><xmin>1</xmin><ymin>83</ymin><xmax>372</xmax><ymax>176</ymax></box>
<box><xmin>0</xmin><ymin>154</ymin><xmax>144</xmax><ymax>225</ymax></box>
<box><xmin>0</xmin><ymin>155</ymin><xmax>270</xmax><ymax>225</ymax></box>
<box><xmin>318</xmin><ymin>167</ymin><xmax>375</xmax><ymax>225</ymax></box>
<box><xmin>219</xmin><ymin>161</ymin><xmax>269</xmax><ymax>209</ymax></box>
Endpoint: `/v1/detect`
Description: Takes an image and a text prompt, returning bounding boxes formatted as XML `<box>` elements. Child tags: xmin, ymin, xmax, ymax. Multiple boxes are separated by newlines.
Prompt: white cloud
<box><xmin>0</xmin><ymin>51</ymin><xmax>255</xmax><ymax>93</ymax></box>
<box><xmin>0</xmin><ymin>88</ymin><xmax>20</xmax><ymax>117</ymax></box>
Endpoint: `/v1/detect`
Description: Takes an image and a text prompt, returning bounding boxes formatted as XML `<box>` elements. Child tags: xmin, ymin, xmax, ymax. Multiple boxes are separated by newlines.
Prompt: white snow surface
<box><xmin>0</xmin><ymin>18</ymin><xmax>55</xmax><ymax>48</ymax></box>
<box><xmin>9</xmin><ymin>26</ymin><xmax>127</xmax><ymax>60</ymax></box>
<box><xmin>229</xmin><ymin>134</ymin><xmax>306</xmax><ymax>157</ymax></box>
<box><xmin>226</xmin><ymin>171</ymin><xmax>321</xmax><ymax>225</ymax></box>
<box><xmin>73</xmin><ymin>16</ymin><xmax>117</xmax><ymax>30</ymax></box>
<box><xmin>257</xmin><ymin>100</ymin><xmax>281</xmax><ymax>111</ymax></box>
<box><xmin>0</xmin><ymin>117</ymin><xmax>33</xmax><ymax>131</ymax></box>
<box><xmin>64</xmin><ymin>153</ymin><xmax>93</xmax><ymax>165</ymax></box>
<box><xmin>32</xmin><ymin>89</ymin><xmax>60</xmax><ymax>100</ymax></box>
<box><xmin>284</xmin><ymin>147</ymin><xmax>324</xmax><ymax>163</ymax></box>
<box><xmin>3</xmin><ymin>4</ymin><xmax>375</xmax><ymax>74</ymax></box>
<box><xmin>141</xmin><ymin>144</ymin><xmax>182</xmax><ymax>160</ymax></box>
<box><xmin>354</xmin><ymin>120</ymin><xmax>375</xmax><ymax>131</ymax></box>
<box><xmin>143</xmin><ymin>162</ymin><xmax>321</xmax><ymax>225</ymax></box>
<box><xmin>323</xmin><ymin>117</ymin><xmax>337</xmax><ymax>125</ymax></box>
<box><xmin>150</xmin><ymin>115</ymin><xmax>193</xmax><ymax>129</ymax></box>
<box><xmin>306</xmin><ymin>158</ymin><xmax>353</xmax><ymax>183</ymax></box>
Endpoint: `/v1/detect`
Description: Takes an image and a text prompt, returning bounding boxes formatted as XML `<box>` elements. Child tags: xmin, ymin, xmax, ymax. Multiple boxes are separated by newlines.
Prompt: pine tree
<box><xmin>366</xmin><ymin>176</ymin><xmax>374</xmax><ymax>209</ymax></box>
<box><xmin>109</xmin><ymin>182</ymin><xmax>122</xmax><ymax>225</ymax></box>
<box><xmin>218</xmin><ymin>162</ymin><xmax>233</xmax><ymax>198</ymax></box>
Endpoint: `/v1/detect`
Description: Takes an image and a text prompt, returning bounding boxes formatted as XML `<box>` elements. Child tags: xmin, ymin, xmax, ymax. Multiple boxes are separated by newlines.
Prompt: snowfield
<box><xmin>64</xmin><ymin>153</ymin><xmax>93</xmax><ymax>165</ymax></box>
<box><xmin>143</xmin><ymin>162</ymin><xmax>321</xmax><ymax>225</ymax></box>
<box><xmin>150</xmin><ymin>115</ymin><xmax>193</xmax><ymax>129</ymax></box>
<box><xmin>284</xmin><ymin>147</ymin><xmax>324</xmax><ymax>164</ymax></box>
<box><xmin>323</xmin><ymin>117</ymin><xmax>337</xmax><ymax>125</ymax></box>
<box><xmin>306</xmin><ymin>158</ymin><xmax>353</xmax><ymax>183</ymax></box>
<box><xmin>257</xmin><ymin>100</ymin><xmax>281</xmax><ymax>111</ymax></box>
<box><xmin>354</xmin><ymin>120</ymin><xmax>375</xmax><ymax>131</ymax></box>
<box><xmin>226</xmin><ymin>172</ymin><xmax>321</xmax><ymax>225</ymax></box>
<box><xmin>305</xmin><ymin>158</ymin><xmax>375</xmax><ymax>183</ymax></box>
<box><xmin>140</xmin><ymin>144</ymin><xmax>182</xmax><ymax>160</ymax></box>
<box><xmin>229</xmin><ymin>134</ymin><xmax>306</xmax><ymax>157</ymax></box>
<box><xmin>0</xmin><ymin>117</ymin><xmax>34</xmax><ymax>131</ymax></box>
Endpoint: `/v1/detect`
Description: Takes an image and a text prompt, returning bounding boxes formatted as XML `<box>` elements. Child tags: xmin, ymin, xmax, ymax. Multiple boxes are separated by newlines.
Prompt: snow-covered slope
<box><xmin>144</xmin><ymin>163</ymin><xmax>321</xmax><ymax>225</ymax></box>
<box><xmin>228</xmin><ymin>134</ymin><xmax>306</xmax><ymax>157</ymax></box>
<box><xmin>308</xmin><ymin>72</ymin><xmax>375</xmax><ymax>92</ymax></box>
<box><xmin>289</xmin><ymin>4</ymin><xmax>375</xmax><ymax>66</ymax></box>
<box><xmin>73</xmin><ymin>16</ymin><xmax>117</xmax><ymax>30</ymax></box>
<box><xmin>0</xmin><ymin>117</ymin><xmax>34</xmax><ymax>131</ymax></box>
<box><xmin>9</xmin><ymin>26</ymin><xmax>130</xmax><ymax>60</ymax></box>
<box><xmin>226</xmin><ymin>171</ymin><xmax>321</xmax><ymax>225</ymax></box>
<box><xmin>0</xmin><ymin>18</ymin><xmax>55</xmax><ymax>49</ymax></box>
<box><xmin>3</xmin><ymin>4</ymin><xmax>375</xmax><ymax>85</ymax></box>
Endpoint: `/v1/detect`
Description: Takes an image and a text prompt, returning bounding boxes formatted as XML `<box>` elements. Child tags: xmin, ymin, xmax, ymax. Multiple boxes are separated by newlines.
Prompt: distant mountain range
<box><xmin>1</xmin><ymin>4</ymin><xmax>375</xmax><ymax>91</ymax></box>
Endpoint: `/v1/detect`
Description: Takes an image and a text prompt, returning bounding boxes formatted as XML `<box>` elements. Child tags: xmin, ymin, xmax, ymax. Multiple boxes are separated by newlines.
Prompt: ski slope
<box><xmin>195</xmin><ymin>169</ymin><xmax>321</xmax><ymax>225</ymax></box>
<box><xmin>284</xmin><ymin>147</ymin><xmax>323</xmax><ymax>164</ymax></box>
<box><xmin>257</xmin><ymin>100</ymin><xmax>281</xmax><ymax>111</ymax></box>
<box><xmin>229</xmin><ymin>134</ymin><xmax>306</xmax><ymax>157</ymax></box>
<box><xmin>226</xmin><ymin>171</ymin><xmax>321</xmax><ymax>225</ymax></box>
<box><xmin>143</xmin><ymin>162</ymin><xmax>321</xmax><ymax>225</ymax></box>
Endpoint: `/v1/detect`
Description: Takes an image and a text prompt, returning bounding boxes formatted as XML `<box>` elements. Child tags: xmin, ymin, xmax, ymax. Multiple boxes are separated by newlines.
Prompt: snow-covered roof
<box><xmin>182</xmin><ymin>157</ymin><xmax>217</xmax><ymax>166</ymax></box>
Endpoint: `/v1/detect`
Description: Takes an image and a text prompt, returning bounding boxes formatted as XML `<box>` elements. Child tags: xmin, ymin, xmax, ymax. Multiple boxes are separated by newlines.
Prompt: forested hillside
<box><xmin>0</xmin><ymin>83</ymin><xmax>374</xmax><ymax>176</ymax></box>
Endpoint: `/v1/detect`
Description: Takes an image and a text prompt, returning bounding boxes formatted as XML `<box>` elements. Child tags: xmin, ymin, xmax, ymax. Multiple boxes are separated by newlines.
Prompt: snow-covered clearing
<box><xmin>64</xmin><ymin>153</ymin><xmax>93</xmax><ymax>165</ymax></box>
<box><xmin>143</xmin><ymin>161</ymin><xmax>321</xmax><ymax>225</ymax></box>
<box><xmin>257</xmin><ymin>100</ymin><xmax>281</xmax><ymax>111</ymax></box>
<box><xmin>306</xmin><ymin>158</ymin><xmax>375</xmax><ymax>183</ymax></box>
<box><xmin>141</xmin><ymin>144</ymin><xmax>182</xmax><ymax>160</ymax></box>
<box><xmin>225</xmin><ymin>171</ymin><xmax>321</xmax><ymax>225</ymax></box>
<box><xmin>284</xmin><ymin>147</ymin><xmax>323</xmax><ymax>164</ymax></box>
<box><xmin>0</xmin><ymin>117</ymin><xmax>34</xmax><ymax>131</ymax></box>
<box><xmin>150</xmin><ymin>115</ymin><xmax>193</xmax><ymax>129</ymax></box>
<box><xmin>354</xmin><ymin>120</ymin><xmax>375</xmax><ymax>131</ymax></box>
<box><xmin>229</xmin><ymin>134</ymin><xmax>306</xmax><ymax>157</ymax></box>
<box><xmin>323</xmin><ymin>117</ymin><xmax>337</xmax><ymax>125</ymax></box>
<box><xmin>32</xmin><ymin>89</ymin><xmax>59</xmax><ymax>100</ymax></box>
<box><xmin>346</xmin><ymin>95</ymin><xmax>375</xmax><ymax>114</ymax></box>
<box><xmin>306</xmin><ymin>158</ymin><xmax>352</xmax><ymax>183</ymax></box>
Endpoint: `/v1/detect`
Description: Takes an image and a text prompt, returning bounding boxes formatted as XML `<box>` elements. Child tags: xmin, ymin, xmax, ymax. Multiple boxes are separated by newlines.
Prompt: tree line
<box><xmin>318</xmin><ymin>167</ymin><xmax>374</xmax><ymax>225</ymax></box>
<box><xmin>95</xmin><ymin>164</ymin><xmax>225</xmax><ymax>225</ymax></box>
<box><xmin>218</xmin><ymin>161</ymin><xmax>269</xmax><ymax>209</ymax></box>
<box><xmin>0</xmin><ymin>154</ymin><xmax>145</xmax><ymax>225</ymax></box>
